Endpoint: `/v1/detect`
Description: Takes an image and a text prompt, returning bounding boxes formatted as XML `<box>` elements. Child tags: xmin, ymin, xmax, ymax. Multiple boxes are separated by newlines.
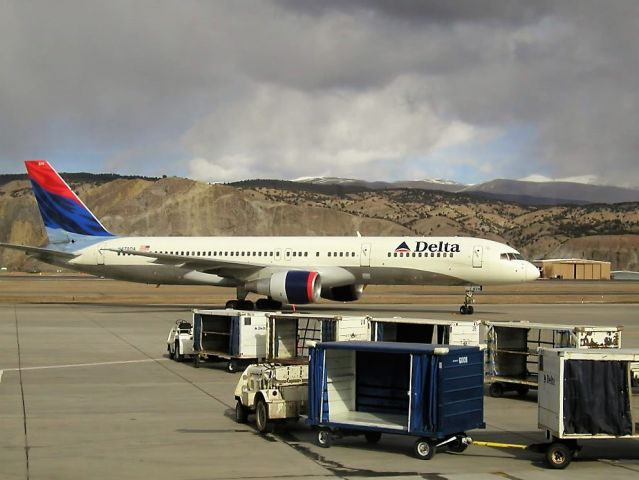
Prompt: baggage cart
<box><xmin>307</xmin><ymin>341</ymin><xmax>485</xmax><ymax>459</ymax></box>
<box><xmin>484</xmin><ymin>321</ymin><xmax>622</xmax><ymax>397</ymax></box>
<box><xmin>371</xmin><ymin>317</ymin><xmax>480</xmax><ymax>346</ymax></box>
<box><xmin>537</xmin><ymin>347</ymin><xmax>639</xmax><ymax>468</ymax></box>
<box><xmin>192</xmin><ymin>309</ymin><xmax>268</xmax><ymax>372</ymax></box>
<box><xmin>267</xmin><ymin>312</ymin><xmax>370</xmax><ymax>363</ymax></box>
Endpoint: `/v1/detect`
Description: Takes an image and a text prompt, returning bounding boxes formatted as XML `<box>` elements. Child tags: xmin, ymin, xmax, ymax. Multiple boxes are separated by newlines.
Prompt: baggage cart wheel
<box><xmin>317</xmin><ymin>428</ymin><xmax>332</xmax><ymax>448</ymax></box>
<box><xmin>255</xmin><ymin>398</ymin><xmax>270</xmax><ymax>433</ymax></box>
<box><xmin>227</xmin><ymin>360</ymin><xmax>237</xmax><ymax>373</ymax></box>
<box><xmin>193</xmin><ymin>355</ymin><xmax>200</xmax><ymax>368</ymax></box>
<box><xmin>364</xmin><ymin>432</ymin><xmax>382</xmax><ymax>444</ymax></box>
<box><xmin>489</xmin><ymin>382</ymin><xmax>504</xmax><ymax>398</ymax></box>
<box><xmin>448</xmin><ymin>435</ymin><xmax>468</xmax><ymax>453</ymax></box>
<box><xmin>414</xmin><ymin>438</ymin><xmax>436</xmax><ymax>460</ymax></box>
<box><xmin>516</xmin><ymin>385</ymin><xmax>530</xmax><ymax>397</ymax></box>
<box><xmin>235</xmin><ymin>400</ymin><xmax>248</xmax><ymax>424</ymax></box>
<box><xmin>168</xmin><ymin>345</ymin><xmax>174</xmax><ymax>360</ymax></box>
<box><xmin>545</xmin><ymin>442</ymin><xmax>572</xmax><ymax>469</ymax></box>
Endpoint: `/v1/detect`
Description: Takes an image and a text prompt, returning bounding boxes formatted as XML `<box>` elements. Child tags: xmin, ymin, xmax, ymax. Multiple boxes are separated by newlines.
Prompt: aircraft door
<box><xmin>472</xmin><ymin>246</ymin><xmax>483</xmax><ymax>268</ymax></box>
<box><xmin>360</xmin><ymin>243</ymin><xmax>371</xmax><ymax>267</ymax></box>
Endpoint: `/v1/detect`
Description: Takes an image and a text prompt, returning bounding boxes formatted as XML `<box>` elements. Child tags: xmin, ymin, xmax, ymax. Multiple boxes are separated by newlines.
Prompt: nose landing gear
<box><xmin>460</xmin><ymin>286</ymin><xmax>481</xmax><ymax>315</ymax></box>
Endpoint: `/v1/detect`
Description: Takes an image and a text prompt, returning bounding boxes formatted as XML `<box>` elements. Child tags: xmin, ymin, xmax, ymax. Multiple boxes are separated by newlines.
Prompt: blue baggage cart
<box><xmin>307</xmin><ymin>341</ymin><xmax>485</xmax><ymax>459</ymax></box>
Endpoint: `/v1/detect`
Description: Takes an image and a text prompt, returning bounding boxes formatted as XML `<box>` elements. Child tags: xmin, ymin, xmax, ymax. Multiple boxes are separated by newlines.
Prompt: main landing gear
<box><xmin>225</xmin><ymin>291</ymin><xmax>283</xmax><ymax>311</ymax></box>
<box><xmin>460</xmin><ymin>286</ymin><xmax>482</xmax><ymax>315</ymax></box>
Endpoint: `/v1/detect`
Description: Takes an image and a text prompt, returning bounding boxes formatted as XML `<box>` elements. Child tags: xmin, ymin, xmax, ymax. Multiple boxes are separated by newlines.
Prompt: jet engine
<box><xmin>321</xmin><ymin>284</ymin><xmax>364</xmax><ymax>302</ymax></box>
<box><xmin>246</xmin><ymin>270</ymin><xmax>321</xmax><ymax>304</ymax></box>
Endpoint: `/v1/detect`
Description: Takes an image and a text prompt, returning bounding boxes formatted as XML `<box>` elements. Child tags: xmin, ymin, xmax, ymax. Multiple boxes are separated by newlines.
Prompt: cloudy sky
<box><xmin>1</xmin><ymin>1</ymin><xmax>638</xmax><ymax>186</ymax></box>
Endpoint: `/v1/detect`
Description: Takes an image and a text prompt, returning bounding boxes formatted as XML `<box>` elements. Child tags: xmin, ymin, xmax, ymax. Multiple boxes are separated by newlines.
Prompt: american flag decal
<box><xmin>139</xmin><ymin>245</ymin><xmax>150</xmax><ymax>252</ymax></box>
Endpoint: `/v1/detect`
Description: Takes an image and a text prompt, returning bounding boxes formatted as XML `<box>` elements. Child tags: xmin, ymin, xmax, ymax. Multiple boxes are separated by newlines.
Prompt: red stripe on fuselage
<box><xmin>25</xmin><ymin>160</ymin><xmax>82</xmax><ymax>205</ymax></box>
<box><xmin>306</xmin><ymin>271</ymin><xmax>318</xmax><ymax>302</ymax></box>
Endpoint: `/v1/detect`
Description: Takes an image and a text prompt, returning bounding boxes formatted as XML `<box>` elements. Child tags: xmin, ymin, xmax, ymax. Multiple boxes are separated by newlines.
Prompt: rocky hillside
<box><xmin>1</xmin><ymin>175</ymin><xmax>638</xmax><ymax>271</ymax></box>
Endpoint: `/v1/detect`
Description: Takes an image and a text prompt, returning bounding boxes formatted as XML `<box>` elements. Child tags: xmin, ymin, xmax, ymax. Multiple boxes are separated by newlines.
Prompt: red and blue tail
<box><xmin>25</xmin><ymin>160</ymin><xmax>114</xmax><ymax>241</ymax></box>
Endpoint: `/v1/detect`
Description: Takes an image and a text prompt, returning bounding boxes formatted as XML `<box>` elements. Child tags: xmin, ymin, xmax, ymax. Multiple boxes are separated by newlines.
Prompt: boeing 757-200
<box><xmin>0</xmin><ymin>161</ymin><xmax>539</xmax><ymax>313</ymax></box>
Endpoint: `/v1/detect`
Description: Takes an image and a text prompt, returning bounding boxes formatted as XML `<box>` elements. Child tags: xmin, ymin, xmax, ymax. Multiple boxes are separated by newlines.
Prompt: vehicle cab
<box><xmin>167</xmin><ymin>319</ymin><xmax>195</xmax><ymax>361</ymax></box>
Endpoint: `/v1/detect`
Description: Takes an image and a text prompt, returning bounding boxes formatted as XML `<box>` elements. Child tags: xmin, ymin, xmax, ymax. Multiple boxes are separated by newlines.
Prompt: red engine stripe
<box><xmin>306</xmin><ymin>271</ymin><xmax>318</xmax><ymax>302</ymax></box>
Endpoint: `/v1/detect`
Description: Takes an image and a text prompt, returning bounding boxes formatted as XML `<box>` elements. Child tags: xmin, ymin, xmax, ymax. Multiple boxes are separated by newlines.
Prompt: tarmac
<box><xmin>1</xmin><ymin>286</ymin><xmax>638</xmax><ymax>479</ymax></box>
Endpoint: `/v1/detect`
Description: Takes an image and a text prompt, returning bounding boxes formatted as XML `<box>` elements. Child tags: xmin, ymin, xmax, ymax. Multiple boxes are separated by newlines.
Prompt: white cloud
<box><xmin>183</xmin><ymin>76</ymin><xmax>481</xmax><ymax>182</ymax></box>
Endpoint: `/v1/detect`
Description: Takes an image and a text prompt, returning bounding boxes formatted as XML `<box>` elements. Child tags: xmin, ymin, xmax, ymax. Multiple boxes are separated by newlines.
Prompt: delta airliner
<box><xmin>0</xmin><ymin>161</ymin><xmax>539</xmax><ymax>313</ymax></box>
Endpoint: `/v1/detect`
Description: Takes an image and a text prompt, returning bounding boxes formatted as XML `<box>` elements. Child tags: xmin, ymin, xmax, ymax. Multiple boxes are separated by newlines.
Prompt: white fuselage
<box><xmin>62</xmin><ymin>235</ymin><xmax>539</xmax><ymax>287</ymax></box>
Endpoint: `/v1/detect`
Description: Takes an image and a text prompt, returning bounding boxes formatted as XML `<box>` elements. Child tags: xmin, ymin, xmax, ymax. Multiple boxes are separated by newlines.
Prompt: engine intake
<box><xmin>246</xmin><ymin>270</ymin><xmax>321</xmax><ymax>304</ymax></box>
<box><xmin>321</xmin><ymin>284</ymin><xmax>364</xmax><ymax>302</ymax></box>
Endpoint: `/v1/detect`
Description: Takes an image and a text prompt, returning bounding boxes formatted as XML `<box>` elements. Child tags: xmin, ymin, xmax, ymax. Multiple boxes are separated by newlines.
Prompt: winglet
<box><xmin>25</xmin><ymin>160</ymin><xmax>114</xmax><ymax>238</ymax></box>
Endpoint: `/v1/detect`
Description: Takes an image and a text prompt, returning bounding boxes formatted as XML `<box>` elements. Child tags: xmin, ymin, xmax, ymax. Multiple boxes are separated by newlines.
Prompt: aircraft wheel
<box><xmin>225</xmin><ymin>299</ymin><xmax>239</xmax><ymax>309</ymax></box>
<box><xmin>467</xmin><ymin>305</ymin><xmax>474</xmax><ymax>314</ymax></box>
<box><xmin>460</xmin><ymin>305</ymin><xmax>467</xmax><ymax>315</ymax></box>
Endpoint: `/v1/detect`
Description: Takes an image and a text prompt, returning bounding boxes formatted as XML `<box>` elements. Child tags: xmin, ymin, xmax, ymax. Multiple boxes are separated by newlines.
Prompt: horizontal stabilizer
<box><xmin>0</xmin><ymin>242</ymin><xmax>78</xmax><ymax>259</ymax></box>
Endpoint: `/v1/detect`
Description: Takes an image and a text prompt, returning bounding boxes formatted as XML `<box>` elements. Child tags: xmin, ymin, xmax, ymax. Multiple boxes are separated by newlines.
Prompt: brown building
<box><xmin>534</xmin><ymin>259</ymin><xmax>611</xmax><ymax>280</ymax></box>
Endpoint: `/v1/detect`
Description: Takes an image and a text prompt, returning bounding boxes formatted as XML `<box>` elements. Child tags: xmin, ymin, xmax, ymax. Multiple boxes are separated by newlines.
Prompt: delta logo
<box><xmin>394</xmin><ymin>240</ymin><xmax>461</xmax><ymax>253</ymax></box>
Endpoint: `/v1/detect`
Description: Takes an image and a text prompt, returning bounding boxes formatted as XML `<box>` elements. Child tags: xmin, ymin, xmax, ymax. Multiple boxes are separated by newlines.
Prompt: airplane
<box><xmin>0</xmin><ymin>160</ymin><xmax>539</xmax><ymax>313</ymax></box>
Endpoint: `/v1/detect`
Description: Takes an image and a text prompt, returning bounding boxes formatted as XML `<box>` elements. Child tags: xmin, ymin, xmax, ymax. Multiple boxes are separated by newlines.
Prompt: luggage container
<box><xmin>538</xmin><ymin>347</ymin><xmax>639</xmax><ymax>468</ymax></box>
<box><xmin>267</xmin><ymin>313</ymin><xmax>370</xmax><ymax>363</ymax></box>
<box><xmin>371</xmin><ymin>317</ymin><xmax>480</xmax><ymax>346</ymax></box>
<box><xmin>484</xmin><ymin>321</ymin><xmax>622</xmax><ymax>397</ymax></box>
<box><xmin>307</xmin><ymin>341</ymin><xmax>485</xmax><ymax>459</ymax></box>
<box><xmin>192</xmin><ymin>309</ymin><xmax>268</xmax><ymax>372</ymax></box>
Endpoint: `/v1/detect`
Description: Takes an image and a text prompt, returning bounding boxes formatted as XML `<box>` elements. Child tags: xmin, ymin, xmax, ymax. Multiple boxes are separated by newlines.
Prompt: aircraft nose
<box><xmin>526</xmin><ymin>262</ymin><xmax>540</xmax><ymax>281</ymax></box>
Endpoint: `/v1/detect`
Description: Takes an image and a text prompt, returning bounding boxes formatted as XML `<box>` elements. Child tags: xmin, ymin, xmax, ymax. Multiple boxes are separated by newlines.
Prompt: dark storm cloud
<box><xmin>277</xmin><ymin>0</ymin><xmax>553</xmax><ymax>26</ymax></box>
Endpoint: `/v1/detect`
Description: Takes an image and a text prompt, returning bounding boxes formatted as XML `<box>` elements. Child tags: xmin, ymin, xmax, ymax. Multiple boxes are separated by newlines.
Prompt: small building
<box><xmin>534</xmin><ymin>259</ymin><xmax>611</xmax><ymax>280</ymax></box>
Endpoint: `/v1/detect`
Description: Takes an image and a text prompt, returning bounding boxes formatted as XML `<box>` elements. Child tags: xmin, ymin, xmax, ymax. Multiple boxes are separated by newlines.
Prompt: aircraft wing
<box><xmin>0</xmin><ymin>242</ymin><xmax>78</xmax><ymax>260</ymax></box>
<box><xmin>101</xmin><ymin>248</ymin><xmax>264</xmax><ymax>277</ymax></box>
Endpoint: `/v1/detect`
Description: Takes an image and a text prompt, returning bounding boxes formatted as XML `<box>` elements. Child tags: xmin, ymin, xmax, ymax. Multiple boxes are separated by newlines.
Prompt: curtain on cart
<box><xmin>308</xmin><ymin>348</ymin><xmax>328</xmax><ymax>424</ymax></box>
<box><xmin>409</xmin><ymin>354</ymin><xmax>438</xmax><ymax>433</ymax></box>
<box><xmin>563</xmin><ymin>359</ymin><xmax>632</xmax><ymax>435</ymax></box>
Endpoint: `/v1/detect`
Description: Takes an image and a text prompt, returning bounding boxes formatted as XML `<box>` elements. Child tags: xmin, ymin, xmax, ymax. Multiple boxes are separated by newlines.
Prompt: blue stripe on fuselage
<box><xmin>30</xmin><ymin>181</ymin><xmax>113</xmax><ymax>237</ymax></box>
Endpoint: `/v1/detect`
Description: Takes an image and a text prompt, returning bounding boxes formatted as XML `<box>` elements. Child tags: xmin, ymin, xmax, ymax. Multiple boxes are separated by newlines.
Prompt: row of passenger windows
<box><xmin>117</xmin><ymin>250</ymin><xmax>357</xmax><ymax>258</ymax></box>
<box><xmin>388</xmin><ymin>252</ymin><xmax>454</xmax><ymax>258</ymax></box>
<box><xmin>117</xmin><ymin>249</ymin><xmax>454</xmax><ymax>259</ymax></box>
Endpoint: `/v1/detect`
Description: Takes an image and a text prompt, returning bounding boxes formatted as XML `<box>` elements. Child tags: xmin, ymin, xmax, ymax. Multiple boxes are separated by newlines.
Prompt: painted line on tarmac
<box><xmin>2</xmin><ymin>358</ymin><xmax>168</xmax><ymax>373</ymax></box>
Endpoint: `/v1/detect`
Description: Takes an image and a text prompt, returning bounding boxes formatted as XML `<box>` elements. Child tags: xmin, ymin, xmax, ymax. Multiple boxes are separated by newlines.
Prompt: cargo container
<box><xmin>266</xmin><ymin>313</ymin><xmax>370</xmax><ymax>363</ymax></box>
<box><xmin>538</xmin><ymin>348</ymin><xmax>639</xmax><ymax>468</ymax></box>
<box><xmin>307</xmin><ymin>341</ymin><xmax>485</xmax><ymax>459</ymax></box>
<box><xmin>192</xmin><ymin>309</ymin><xmax>268</xmax><ymax>371</ymax></box>
<box><xmin>484</xmin><ymin>321</ymin><xmax>622</xmax><ymax>397</ymax></box>
<box><xmin>371</xmin><ymin>317</ymin><xmax>480</xmax><ymax>346</ymax></box>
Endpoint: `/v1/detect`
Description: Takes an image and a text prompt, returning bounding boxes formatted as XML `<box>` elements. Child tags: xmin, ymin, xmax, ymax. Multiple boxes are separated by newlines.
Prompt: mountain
<box><xmin>292</xmin><ymin>176</ymin><xmax>465</xmax><ymax>192</ymax></box>
<box><xmin>461</xmin><ymin>179</ymin><xmax>639</xmax><ymax>205</ymax></box>
<box><xmin>1</xmin><ymin>173</ymin><xmax>639</xmax><ymax>272</ymax></box>
<box><xmin>288</xmin><ymin>176</ymin><xmax>639</xmax><ymax>204</ymax></box>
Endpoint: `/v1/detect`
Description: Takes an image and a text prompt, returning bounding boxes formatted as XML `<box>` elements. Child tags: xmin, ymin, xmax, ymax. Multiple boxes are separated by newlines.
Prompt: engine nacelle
<box><xmin>246</xmin><ymin>271</ymin><xmax>321</xmax><ymax>304</ymax></box>
<box><xmin>321</xmin><ymin>284</ymin><xmax>364</xmax><ymax>302</ymax></box>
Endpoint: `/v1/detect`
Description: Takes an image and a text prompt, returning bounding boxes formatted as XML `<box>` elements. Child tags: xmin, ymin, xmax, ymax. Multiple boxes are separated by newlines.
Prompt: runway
<box><xmin>1</xmin><ymin>300</ymin><xmax>638</xmax><ymax>479</ymax></box>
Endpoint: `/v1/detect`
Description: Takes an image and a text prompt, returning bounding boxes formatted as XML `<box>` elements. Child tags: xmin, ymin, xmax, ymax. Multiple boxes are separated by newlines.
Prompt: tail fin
<box><xmin>25</xmin><ymin>160</ymin><xmax>114</xmax><ymax>242</ymax></box>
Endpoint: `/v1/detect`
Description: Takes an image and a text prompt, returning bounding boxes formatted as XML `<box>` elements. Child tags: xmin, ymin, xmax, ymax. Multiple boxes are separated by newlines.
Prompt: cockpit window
<box><xmin>501</xmin><ymin>252</ymin><xmax>526</xmax><ymax>261</ymax></box>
